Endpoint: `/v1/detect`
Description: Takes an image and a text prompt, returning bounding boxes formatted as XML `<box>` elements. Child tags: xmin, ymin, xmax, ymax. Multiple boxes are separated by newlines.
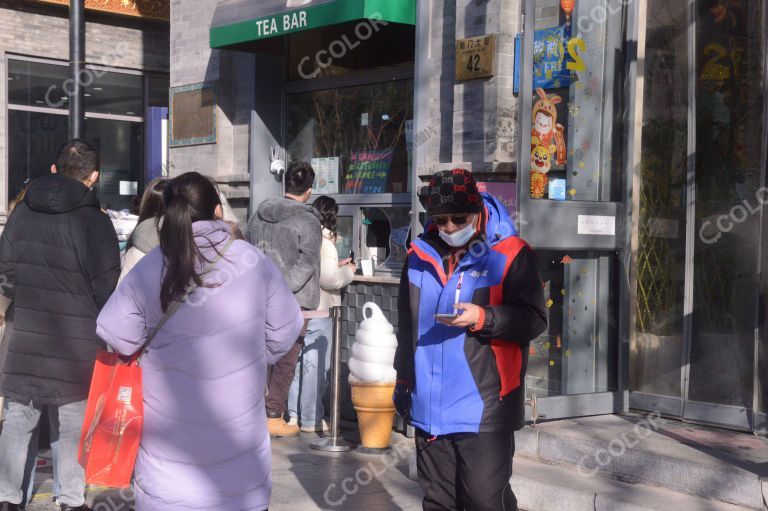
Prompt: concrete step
<box><xmin>513</xmin><ymin>457</ymin><xmax>755</xmax><ymax>511</ymax></box>
<box><xmin>516</xmin><ymin>414</ymin><xmax>768</xmax><ymax>509</ymax></box>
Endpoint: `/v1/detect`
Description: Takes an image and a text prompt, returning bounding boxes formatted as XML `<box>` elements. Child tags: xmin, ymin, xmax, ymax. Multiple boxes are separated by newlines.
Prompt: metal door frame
<box><xmin>628</xmin><ymin>0</ymin><xmax>768</xmax><ymax>433</ymax></box>
<box><xmin>518</xmin><ymin>0</ymin><xmax>637</xmax><ymax>421</ymax></box>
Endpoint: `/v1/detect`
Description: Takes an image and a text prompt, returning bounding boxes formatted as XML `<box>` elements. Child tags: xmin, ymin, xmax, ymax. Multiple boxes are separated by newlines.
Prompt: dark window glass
<box><xmin>689</xmin><ymin>0</ymin><xmax>764</xmax><ymax>408</ymax></box>
<box><xmin>287</xmin><ymin>80</ymin><xmax>413</xmax><ymax>194</ymax></box>
<box><xmin>286</xmin><ymin>21</ymin><xmax>415</xmax><ymax>81</ymax></box>
<box><xmin>8</xmin><ymin>111</ymin><xmax>143</xmax><ymax>211</ymax></box>
<box><xmin>8</xmin><ymin>60</ymin><xmax>70</xmax><ymax>110</ymax></box>
<box><xmin>84</xmin><ymin>70</ymin><xmax>143</xmax><ymax>117</ymax></box>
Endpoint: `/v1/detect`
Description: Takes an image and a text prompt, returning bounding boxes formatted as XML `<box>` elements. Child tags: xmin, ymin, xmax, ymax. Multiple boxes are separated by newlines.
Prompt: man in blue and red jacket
<box><xmin>394</xmin><ymin>169</ymin><xmax>547</xmax><ymax>511</ymax></box>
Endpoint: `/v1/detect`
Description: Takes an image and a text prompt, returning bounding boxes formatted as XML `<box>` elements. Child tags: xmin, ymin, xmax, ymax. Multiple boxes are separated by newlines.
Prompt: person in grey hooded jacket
<box><xmin>246</xmin><ymin>161</ymin><xmax>322</xmax><ymax>437</ymax></box>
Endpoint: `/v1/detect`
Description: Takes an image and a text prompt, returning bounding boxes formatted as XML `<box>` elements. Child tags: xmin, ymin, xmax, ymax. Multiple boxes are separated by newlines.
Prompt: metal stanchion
<box><xmin>310</xmin><ymin>306</ymin><xmax>355</xmax><ymax>452</ymax></box>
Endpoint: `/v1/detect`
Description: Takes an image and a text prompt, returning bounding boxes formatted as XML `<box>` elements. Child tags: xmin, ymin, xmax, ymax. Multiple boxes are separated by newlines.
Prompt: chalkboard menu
<box><xmin>344</xmin><ymin>149</ymin><xmax>393</xmax><ymax>194</ymax></box>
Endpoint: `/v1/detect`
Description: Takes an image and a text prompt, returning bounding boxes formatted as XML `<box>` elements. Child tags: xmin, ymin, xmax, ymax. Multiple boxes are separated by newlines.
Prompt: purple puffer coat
<box><xmin>97</xmin><ymin>221</ymin><xmax>302</xmax><ymax>511</ymax></box>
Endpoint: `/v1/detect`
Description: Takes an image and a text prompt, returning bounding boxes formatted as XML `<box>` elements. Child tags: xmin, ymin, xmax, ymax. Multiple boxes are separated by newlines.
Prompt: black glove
<box><xmin>393</xmin><ymin>381</ymin><xmax>411</xmax><ymax>420</ymax></box>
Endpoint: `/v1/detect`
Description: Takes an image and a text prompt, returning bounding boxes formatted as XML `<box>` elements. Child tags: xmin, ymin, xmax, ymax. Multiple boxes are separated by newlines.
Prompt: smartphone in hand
<box><xmin>434</xmin><ymin>313</ymin><xmax>459</xmax><ymax>319</ymax></box>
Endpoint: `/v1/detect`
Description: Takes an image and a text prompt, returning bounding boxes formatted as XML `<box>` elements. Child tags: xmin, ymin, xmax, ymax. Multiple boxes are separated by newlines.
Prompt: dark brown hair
<box><xmin>312</xmin><ymin>195</ymin><xmax>338</xmax><ymax>239</ymax></box>
<box><xmin>159</xmin><ymin>172</ymin><xmax>222</xmax><ymax>312</ymax></box>
<box><xmin>138</xmin><ymin>177</ymin><xmax>169</xmax><ymax>224</ymax></box>
<box><xmin>55</xmin><ymin>139</ymin><xmax>100</xmax><ymax>182</ymax></box>
<box><xmin>285</xmin><ymin>161</ymin><xmax>315</xmax><ymax>196</ymax></box>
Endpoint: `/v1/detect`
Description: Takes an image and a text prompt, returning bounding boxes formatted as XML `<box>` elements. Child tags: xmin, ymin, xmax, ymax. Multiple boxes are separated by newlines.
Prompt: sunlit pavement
<box><xmin>23</xmin><ymin>430</ymin><xmax>423</xmax><ymax>511</ymax></box>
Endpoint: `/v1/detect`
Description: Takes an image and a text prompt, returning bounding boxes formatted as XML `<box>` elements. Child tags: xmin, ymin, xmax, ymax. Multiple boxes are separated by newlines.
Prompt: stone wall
<box><xmin>422</xmin><ymin>0</ymin><xmax>521</xmax><ymax>178</ymax></box>
<box><xmin>169</xmin><ymin>0</ymin><xmax>253</xmax><ymax>224</ymax></box>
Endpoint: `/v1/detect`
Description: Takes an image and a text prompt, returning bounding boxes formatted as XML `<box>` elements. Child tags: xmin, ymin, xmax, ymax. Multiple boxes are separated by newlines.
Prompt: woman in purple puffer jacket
<box><xmin>96</xmin><ymin>172</ymin><xmax>303</xmax><ymax>511</ymax></box>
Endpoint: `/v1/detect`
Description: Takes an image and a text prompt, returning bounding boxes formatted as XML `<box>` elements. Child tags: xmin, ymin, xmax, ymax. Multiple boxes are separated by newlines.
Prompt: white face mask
<box><xmin>439</xmin><ymin>218</ymin><xmax>477</xmax><ymax>248</ymax></box>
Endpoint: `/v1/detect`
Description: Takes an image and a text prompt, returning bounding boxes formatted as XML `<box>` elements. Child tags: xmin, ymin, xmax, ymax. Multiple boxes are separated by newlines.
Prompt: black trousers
<box><xmin>416</xmin><ymin>429</ymin><xmax>518</xmax><ymax>511</ymax></box>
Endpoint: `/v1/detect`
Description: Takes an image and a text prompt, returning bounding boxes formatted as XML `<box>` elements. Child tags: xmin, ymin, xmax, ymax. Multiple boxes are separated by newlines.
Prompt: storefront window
<box><xmin>526</xmin><ymin>0</ymin><xmax>621</xmax><ymax>201</ymax></box>
<box><xmin>8</xmin><ymin>60</ymin><xmax>70</xmax><ymax>110</ymax></box>
<box><xmin>8</xmin><ymin>111</ymin><xmax>143</xmax><ymax>211</ymax></box>
<box><xmin>633</xmin><ymin>0</ymin><xmax>766</xmax><ymax>424</ymax></box>
<box><xmin>84</xmin><ymin>70</ymin><xmax>143</xmax><ymax>116</ymax></box>
<box><xmin>689</xmin><ymin>0</ymin><xmax>763</xmax><ymax>408</ymax></box>
<box><xmin>287</xmin><ymin>80</ymin><xmax>414</xmax><ymax>194</ymax></box>
<box><xmin>7</xmin><ymin>58</ymin><xmax>169</xmax><ymax>209</ymax></box>
<box><xmin>361</xmin><ymin>206</ymin><xmax>410</xmax><ymax>274</ymax></box>
<box><xmin>631</xmin><ymin>0</ymin><xmax>688</xmax><ymax>398</ymax></box>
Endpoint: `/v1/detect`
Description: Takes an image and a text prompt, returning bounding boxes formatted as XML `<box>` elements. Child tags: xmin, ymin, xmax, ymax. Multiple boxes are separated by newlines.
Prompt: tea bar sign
<box><xmin>254</xmin><ymin>11</ymin><xmax>308</xmax><ymax>38</ymax></box>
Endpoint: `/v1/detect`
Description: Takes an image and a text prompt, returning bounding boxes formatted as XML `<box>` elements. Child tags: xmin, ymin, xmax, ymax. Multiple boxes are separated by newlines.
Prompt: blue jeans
<box><xmin>288</xmin><ymin>317</ymin><xmax>332</xmax><ymax>428</ymax></box>
<box><xmin>0</xmin><ymin>400</ymin><xmax>86</xmax><ymax>507</ymax></box>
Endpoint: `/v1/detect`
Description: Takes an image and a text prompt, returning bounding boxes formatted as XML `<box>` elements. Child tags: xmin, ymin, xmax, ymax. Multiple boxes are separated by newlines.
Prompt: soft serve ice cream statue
<box><xmin>348</xmin><ymin>303</ymin><xmax>398</xmax><ymax>383</ymax></box>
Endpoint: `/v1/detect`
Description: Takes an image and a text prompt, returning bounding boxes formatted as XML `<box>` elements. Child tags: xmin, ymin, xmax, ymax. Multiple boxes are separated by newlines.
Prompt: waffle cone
<box><xmin>350</xmin><ymin>381</ymin><xmax>396</xmax><ymax>449</ymax></box>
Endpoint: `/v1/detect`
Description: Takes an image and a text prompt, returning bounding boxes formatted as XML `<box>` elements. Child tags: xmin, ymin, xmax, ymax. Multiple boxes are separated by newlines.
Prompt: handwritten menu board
<box><xmin>344</xmin><ymin>149</ymin><xmax>393</xmax><ymax>194</ymax></box>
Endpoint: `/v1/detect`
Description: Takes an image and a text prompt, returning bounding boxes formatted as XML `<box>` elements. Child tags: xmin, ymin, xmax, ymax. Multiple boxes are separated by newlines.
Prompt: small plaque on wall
<box><xmin>455</xmin><ymin>34</ymin><xmax>497</xmax><ymax>81</ymax></box>
<box><xmin>169</xmin><ymin>82</ymin><xmax>217</xmax><ymax>147</ymax></box>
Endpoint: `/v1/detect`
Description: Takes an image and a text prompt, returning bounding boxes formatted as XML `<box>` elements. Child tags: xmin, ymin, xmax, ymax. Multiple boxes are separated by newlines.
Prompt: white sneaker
<box><xmin>300</xmin><ymin>420</ymin><xmax>330</xmax><ymax>433</ymax></box>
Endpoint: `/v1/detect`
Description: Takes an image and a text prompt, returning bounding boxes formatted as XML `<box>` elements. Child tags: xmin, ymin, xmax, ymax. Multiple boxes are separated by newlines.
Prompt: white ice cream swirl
<box><xmin>348</xmin><ymin>303</ymin><xmax>398</xmax><ymax>383</ymax></box>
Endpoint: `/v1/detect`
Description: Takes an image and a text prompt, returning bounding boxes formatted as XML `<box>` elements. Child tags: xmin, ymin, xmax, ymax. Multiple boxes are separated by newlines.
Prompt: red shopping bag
<box><xmin>78</xmin><ymin>349</ymin><xmax>143</xmax><ymax>488</ymax></box>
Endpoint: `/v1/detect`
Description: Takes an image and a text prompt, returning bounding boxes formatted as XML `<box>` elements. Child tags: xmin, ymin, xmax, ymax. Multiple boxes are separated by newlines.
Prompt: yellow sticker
<box><xmin>546</xmin><ymin>299</ymin><xmax>554</xmax><ymax>308</ymax></box>
<box><xmin>561</xmin><ymin>289</ymin><xmax>566</xmax><ymax>296</ymax></box>
<box><xmin>549</xmin><ymin>360</ymin><xmax>556</xmax><ymax>366</ymax></box>
<box><xmin>565</xmin><ymin>349</ymin><xmax>572</xmax><ymax>358</ymax></box>
<box><xmin>569</xmin><ymin>189</ymin><xmax>577</xmax><ymax>197</ymax></box>
<box><xmin>579</xmin><ymin>162</ymin><xmax>586</xmax><ymax>169</ymax></box>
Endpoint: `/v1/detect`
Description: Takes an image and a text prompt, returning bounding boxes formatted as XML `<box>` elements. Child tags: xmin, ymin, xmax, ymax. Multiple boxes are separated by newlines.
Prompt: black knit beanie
<box><xmin>425</xmin><ymin>169</ymin><xmax>483</xmax><ymax>217</ymax></box>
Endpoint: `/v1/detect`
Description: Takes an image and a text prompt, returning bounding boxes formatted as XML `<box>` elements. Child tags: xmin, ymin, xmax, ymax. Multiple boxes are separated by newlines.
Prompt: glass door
<box><xmin>519</xmin><ymin>0</ymin><xmax>629</xmax><ymax>421</ymax></box>
<box><xmin>632</xmin><ymin>0</ymin><xmax>767</xmax><ymax>432</ymax></box>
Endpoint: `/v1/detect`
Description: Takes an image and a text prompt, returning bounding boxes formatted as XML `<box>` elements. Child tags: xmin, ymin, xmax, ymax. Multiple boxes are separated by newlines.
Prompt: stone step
<box><xmin>516</xmin><ymin>414</ymin><xmax>768</xmax><ymax>509</ymax></box>
<box><xmin>513</xmin><ymin>457</ymin><xmax>755</xmax><ymax>511</ymax></box>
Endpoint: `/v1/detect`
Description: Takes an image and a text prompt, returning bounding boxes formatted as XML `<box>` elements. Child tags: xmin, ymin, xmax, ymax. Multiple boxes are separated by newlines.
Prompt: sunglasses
<box><xmin>433</xmin><ymin>215</ymin><xmax>471</xmax><ymax>227</ymax></box>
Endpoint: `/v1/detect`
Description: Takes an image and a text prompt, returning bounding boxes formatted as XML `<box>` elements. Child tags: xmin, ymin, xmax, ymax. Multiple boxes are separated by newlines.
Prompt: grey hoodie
<box><xmin>246</xmin><ymin>197</ymin><xmax>322</xmax><ymax>310</ymax></box>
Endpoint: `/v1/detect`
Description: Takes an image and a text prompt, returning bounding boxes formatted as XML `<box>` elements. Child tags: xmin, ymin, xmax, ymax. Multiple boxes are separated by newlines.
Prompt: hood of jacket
<box><xmin>23</xmin><ymin>174</ymin><xmax>99</xmax><ymax>214</ymax></box>
<box><xmin>131</xmin><ymin>216</ymin><xmax>163</xmax><ymax>254</ymax></box>
<box><xmin>420</xmin><ymin>193</ymin><xmax>518</xmax><ymax>248</ymax></box>
<box><xmin>257</xmin><ymin>196</ymin><xmax>321</xmax><ymax>224</ymax></box>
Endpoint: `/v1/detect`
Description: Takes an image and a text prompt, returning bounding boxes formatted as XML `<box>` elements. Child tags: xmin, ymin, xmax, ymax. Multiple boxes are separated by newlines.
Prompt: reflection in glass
<box><xmin>287</xmin><ymin>80</ymin><xmax>413</xmax><ymax>194</ymax></box>
<box><xmin>335</xmin><ymin>216</ymin><xmax>354</xmax><ymax>259</ymax></box>
<box><xmin>87</xmin><ymin>118</ymin><xmax>144</xmax><ymax>211</ymax></box>
<box><xmin>85</xmin><ymin>71</ymin><xmax>143</xmax><ymax>116</ymax></box>
<box><xmin>631</xmin><ymin>0</ymin><xmax>688</xmax><ymax>398</ymax></box>
<box><xmin>8</xmin><ymin>60</ymin><xmax>70</xmax><ymax>110</ymax></box>
<box><xmin>689</xmin><ymin>0</ymin><xmax>763</xmax><ymax>408</ymax></box>
<box><xmin>8</xmin><ymin>60</ymin><xmax>144</xmax><ymax>117</ymax></box>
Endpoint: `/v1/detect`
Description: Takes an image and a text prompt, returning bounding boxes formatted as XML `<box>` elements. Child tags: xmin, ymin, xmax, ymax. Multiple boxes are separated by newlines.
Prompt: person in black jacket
<box><xmin>394</xmin><ymin>169</ymin><xmax>547</xmax><ymax>511</ymax></box>
<box><xmin>0</xmin><ymin>140</ymin><xmax>120</xmax><ymax>511</ymax></box>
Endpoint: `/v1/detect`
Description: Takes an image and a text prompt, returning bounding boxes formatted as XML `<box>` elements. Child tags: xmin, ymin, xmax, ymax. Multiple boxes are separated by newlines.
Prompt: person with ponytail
<box><xmin>96</xmin><ymin>172</ymin><xmax>303</xmax><ymax>511</ymax></box>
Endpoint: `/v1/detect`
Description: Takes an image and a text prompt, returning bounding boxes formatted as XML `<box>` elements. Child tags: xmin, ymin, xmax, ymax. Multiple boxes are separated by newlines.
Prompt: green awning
<box><xmin>210</xmin><ymin>0</ymin><xmax>416</xmax><ymax>49</ymax></box>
